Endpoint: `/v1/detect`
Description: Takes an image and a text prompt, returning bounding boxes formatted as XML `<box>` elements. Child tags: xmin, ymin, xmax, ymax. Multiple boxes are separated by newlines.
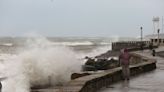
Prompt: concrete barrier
<box><xmin>112</xmin><ymin>41</ymin><xmax>151</xmax><ymax>51</ymax></box>
<box><xmin>57</xmin><ymin>53</ymin><xmax>156</xmax><ymax>92</ymax></box>
<box><xmin>111</xmin><ymin>41</ymin><xmax>158</xmax><ymax>51</ymax></box>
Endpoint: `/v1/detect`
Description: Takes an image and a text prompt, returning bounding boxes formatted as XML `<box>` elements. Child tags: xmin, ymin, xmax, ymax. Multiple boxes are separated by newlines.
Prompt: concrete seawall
<box><xmin>57</xmin><ymin>52</ymin><xmax>156</xmax><ymax>92</ymax></box>
<box><xmin>112</xmin><ymin>41</ymin><xmax>151</xmax><ymax>51</ymax></box>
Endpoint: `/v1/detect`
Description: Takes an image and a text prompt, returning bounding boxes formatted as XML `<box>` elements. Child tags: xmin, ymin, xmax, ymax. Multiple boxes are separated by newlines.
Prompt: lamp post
<box><xmin>140</xmin><ymin>27</ymin><xmax>143</xmax><ymax>42</ymax></box>
<box><xmin>158</xmin><ymin>29</ymin><xmax>160</xmax><ymax>46</ymax></box>
<box><xmin>140</xmin><ymin>27</ymin><xmax>143</xmax><ymax>51</ymax></box>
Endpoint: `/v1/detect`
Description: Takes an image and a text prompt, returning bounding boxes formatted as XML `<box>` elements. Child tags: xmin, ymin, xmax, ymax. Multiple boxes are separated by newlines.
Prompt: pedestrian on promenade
<box><xmin>152</xmin><ymin>49</ymin><xmax>156</xmax><ymax>56</ymax></box>
<box><xmin>119</xmin><ymin>48</ymin><xmax>131</xmax><ymax>80</ymax></box>
<box><xmin>0</xmin><ymin>82</ymin><xmax>2</xmax><ymax>92</ymax></box>
<box><xmin>0</xmin><ymin>81</ymin><xmax>2</xmax><ymax>92</ymax></box>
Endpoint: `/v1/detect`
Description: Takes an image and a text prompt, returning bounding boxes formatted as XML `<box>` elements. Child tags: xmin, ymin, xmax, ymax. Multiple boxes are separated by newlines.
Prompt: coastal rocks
<box><xmin>82</xmin><ymin>57</ymin><xmax>119</xmax><ymax>71</ymax></box>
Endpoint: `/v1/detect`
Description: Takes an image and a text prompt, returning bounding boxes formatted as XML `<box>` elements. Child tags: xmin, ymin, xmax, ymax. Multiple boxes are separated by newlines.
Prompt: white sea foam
<box><xmin>2</xmin><ymin>37</ymin><xmax>82</xmax><ymax>92</ymax></box>
<box><xmin>1</xmin><ymin>43</ymin><xmax>13</xmax><ymax>47</ymax></box>
<box><xmin>87</xmin><ymin>45</ymin><xmax>111</xmax><ymax>57</ymax></box>
<box><xmin>51</xmin><ymin>41</ymin><xmax>94</xmax><ymax>46</ymax></box>
<box><xmin>77</xmin><ymin>45</ymin><xmax>112</xmax><ymax>59</ymax></box>
<box><xmin>99</xmin><ymin>42</ymin><xmax>111</xmax><ymax>45</ymax></box>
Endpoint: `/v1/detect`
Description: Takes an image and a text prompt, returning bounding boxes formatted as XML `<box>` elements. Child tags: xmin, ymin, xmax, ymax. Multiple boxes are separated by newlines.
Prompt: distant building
<box><xmin>145</xmin><ymin>33</ymin><xmax>164</xmax><ymax>46</ymax></box>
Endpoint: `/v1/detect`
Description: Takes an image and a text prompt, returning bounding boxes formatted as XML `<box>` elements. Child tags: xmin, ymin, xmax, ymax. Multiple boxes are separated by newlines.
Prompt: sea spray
<box><xmin>87</xmin><ymin>45</ymin><xmax>111</xmax><ymax>57</ymax></box>
<box><xmin>2</xmin><ymin>37</ymin><xmax>82</xmax><ymax>92</ymax></box>
<box><xmin>77</xmin><ymin>45</ymin><xmax>111</xmax><ymax>59</ymax></box>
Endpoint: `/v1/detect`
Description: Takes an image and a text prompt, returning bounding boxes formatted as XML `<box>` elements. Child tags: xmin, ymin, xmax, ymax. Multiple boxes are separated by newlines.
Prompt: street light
<box><xmin>140</xmin><ymin>27</ymin><xmax>143</xmax><ymax>51</ymax></box>
<box><xmin>140</xmin><ymin>27</ymin><xmax>143</xmax><ymax>42</ymax></box>
<box><xmin>158</xmin><ymin>29</ymin><xmax>160</xmax><ymax>46</ymax></box>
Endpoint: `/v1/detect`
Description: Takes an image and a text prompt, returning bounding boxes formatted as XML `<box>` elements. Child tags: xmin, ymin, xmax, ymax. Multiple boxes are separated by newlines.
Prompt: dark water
<box><xmin>0</xmin><ymin>37</ymin><xmax>112</xmax><ymax>54</ymax></box>
<box><xmin>0</xmin><ymin>37</ymin><xmax>139</xmax><ymax>54</ymax></box>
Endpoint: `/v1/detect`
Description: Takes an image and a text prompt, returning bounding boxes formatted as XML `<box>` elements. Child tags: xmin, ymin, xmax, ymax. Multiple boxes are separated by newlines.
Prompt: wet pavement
<box><xmin>100</xmin><ymin>49</ymin><xmax>164</xmax><ymax>92</ymax></box>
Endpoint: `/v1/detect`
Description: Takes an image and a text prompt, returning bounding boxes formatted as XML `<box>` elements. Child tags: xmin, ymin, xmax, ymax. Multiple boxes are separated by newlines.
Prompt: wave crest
<box><xmin>2</xmin><ymin>37</ymin><xmax>82</xmax><ymax>92</ymax></box>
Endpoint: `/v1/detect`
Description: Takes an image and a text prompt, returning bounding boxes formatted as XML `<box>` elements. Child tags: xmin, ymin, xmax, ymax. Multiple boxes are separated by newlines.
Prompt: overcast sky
<box><xmin>0</xmin><ymin>0</ymin><xmax>164</xmax><ymax>37</ymax></box>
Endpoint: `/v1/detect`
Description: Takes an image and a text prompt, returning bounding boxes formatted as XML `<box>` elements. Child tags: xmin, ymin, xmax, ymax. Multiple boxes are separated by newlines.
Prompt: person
<box><xmin>119</xmin><ymin>48</ymin><xmax>131</xmax><ymax>80</ymax></box>
<box><xmin>0</xmin><ymin>82</ymin><xmax>2</xmax><ymax>92</ymax></box>
<box><xmin>152</xmin><ymin>49</ymin><xmax>156</xmax><ymax>56</ymax></box>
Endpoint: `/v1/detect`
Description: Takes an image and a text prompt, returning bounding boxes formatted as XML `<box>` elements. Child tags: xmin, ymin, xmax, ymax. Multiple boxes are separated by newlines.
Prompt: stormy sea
<box><xmin>0</xmin><ymin>36</ymin><xmax>139</xmax><ymax>92</ymax></box>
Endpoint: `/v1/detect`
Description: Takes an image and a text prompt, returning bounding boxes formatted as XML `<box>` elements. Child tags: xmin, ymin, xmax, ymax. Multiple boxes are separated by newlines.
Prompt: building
<box><xmin>145</xmin><ymin>33</ymin><xmax>164</xmax><ymax>46</ymax></box>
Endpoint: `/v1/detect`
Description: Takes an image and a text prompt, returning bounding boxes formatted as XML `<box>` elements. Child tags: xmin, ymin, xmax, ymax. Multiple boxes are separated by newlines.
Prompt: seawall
<box><xmin>58</xmin><ymin>52</ymin><xmax>156</xmax><ymax>92</ymax></box>
<box><xmin>112</xmin><ymin>41</ymin><xmax>151</xmax><ymax>51</ymax></box>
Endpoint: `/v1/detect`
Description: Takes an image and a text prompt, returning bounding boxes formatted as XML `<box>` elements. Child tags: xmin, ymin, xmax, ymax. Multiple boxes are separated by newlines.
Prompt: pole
<box><xmin>140</xmin><ymin>27</ymin><xmax>143</xmax><ymax>42</ymax></box>
<box><xmin>140</xmin><ymin>27</ymin><xmax>143</xmax><ymax>51</ymax></box>
<box><xmin>162</xmin><ymin>16</ymin><xmax>164</xmax><ymax>33</ymax></box>
<box><xmin>158</xmin><ymin>29</ymin><xmax>160</xmax><ymax>46</ymax></box>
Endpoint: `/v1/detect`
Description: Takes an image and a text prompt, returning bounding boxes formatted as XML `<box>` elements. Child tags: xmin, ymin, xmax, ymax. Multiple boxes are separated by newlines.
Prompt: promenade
<box><xmin>30</xmin><ymin>47</ymin><xmax>164</xmax><ymax>92</ymax></box>
<box><xmin>100</xmin><ymin>47</ymin><xmax>164</xmax><ymax>92</ymax></box>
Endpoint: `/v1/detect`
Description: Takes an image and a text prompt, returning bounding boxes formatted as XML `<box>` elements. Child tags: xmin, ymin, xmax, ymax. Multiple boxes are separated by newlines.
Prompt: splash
<box><xmin>2</xmin><ymin>37</ymin><xmax>82</xmax><ymax>92</ymax></box>
<box><xmin>86</xmin><ymin>45</ymin><xmax>111</xmax><ymax>57</ymax></box>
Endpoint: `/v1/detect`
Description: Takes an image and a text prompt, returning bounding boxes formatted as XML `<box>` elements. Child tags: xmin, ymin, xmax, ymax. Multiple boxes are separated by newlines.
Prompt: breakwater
<box><xmin>112</xmin><ymin>41</ymin><xmax>151</xmax><ymax>51</ymax></box>
<box><xmin>95</xmin><ymin>41</ymin><xmax>157</xmax><ymax>59</ymax></box>
<box><xmin>56</xmin><ymin>52</ymin><xmax>156</xmax><ymax>92</ymax></box>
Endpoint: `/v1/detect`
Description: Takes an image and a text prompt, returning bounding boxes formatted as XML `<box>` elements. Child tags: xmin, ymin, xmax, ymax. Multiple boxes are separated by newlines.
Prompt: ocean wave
<box><xmin>77</xmin><ymin>45</ymin><xmax>112</xmax><ymax>59</ymax></box>
<box><xmin>2</xmin><ymin>37</ymin><xmax>83</xmax><ymax>92</ymax></box>
<box><xmin>51</xmin><ymin>41</ymin><xmax>94</xmax><ymax>46</ymax></box>
<box><xmin>0</xmin><ymin>43</ymin><xmax>13</xmax><ymax>47</ymax></box>
<box><xmin>99</xmin><ymin>42</ymin><xmax>111</xmax><ymax>45</ymax></box>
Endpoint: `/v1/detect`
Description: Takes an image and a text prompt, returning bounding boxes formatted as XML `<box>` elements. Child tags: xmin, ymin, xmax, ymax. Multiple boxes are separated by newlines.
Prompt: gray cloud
<box><xmin>0</xmin><ymin>0</ymin><xmax>164</xmax><ymax>37</ymax></box>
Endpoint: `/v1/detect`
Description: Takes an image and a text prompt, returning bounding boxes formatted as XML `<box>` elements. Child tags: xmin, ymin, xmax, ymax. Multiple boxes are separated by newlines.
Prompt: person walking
<box><xmin>0</xmin><ymin>82</ymin><xmax>1</xmax><ymax>92</ymax></box>
<box><xmin>119</xmin><ymin>48</ymin><xmax>131</xmax><ymax>80</ymax></box>
<box><xmin>152</xmin><ymin>49</ymin><xmax>156</xmax><ymax>56</ymax></box>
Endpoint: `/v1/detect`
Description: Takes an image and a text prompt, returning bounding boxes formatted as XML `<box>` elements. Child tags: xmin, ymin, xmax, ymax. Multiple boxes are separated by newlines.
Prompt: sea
<box><xmin>0</xmin><ymin>37</ymin><xmax>139</xmax><ymax>92</ymax></box>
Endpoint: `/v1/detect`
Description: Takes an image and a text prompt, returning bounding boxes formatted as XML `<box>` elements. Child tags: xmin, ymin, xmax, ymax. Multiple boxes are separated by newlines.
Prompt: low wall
<box><xmin>112</xmin><ymin>41</ymin><xmax>151</xmax><ymax>51</ymax></box>
<box><xmin>58</xmin><ymin>53</ymin><xmax>156</xmax><ymax>92</ymax></box>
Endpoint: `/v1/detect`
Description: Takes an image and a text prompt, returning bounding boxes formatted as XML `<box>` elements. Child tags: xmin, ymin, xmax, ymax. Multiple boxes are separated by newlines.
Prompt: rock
<box><xmin>71</xmin><ymin>73</ymin><xmax>91</xmax><ymax>80</ymax></box>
